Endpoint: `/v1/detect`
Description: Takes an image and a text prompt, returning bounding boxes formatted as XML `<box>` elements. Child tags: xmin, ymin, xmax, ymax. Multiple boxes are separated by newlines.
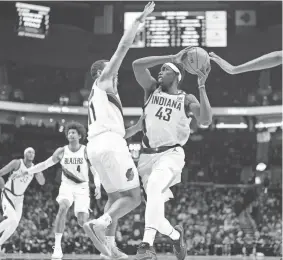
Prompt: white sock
<box><xmin>158</xmin><ymin>217</ymin><xmax>180</xmax><ymax>240</ymax></box>
<box><xmin>143</xmin><ymin>228</ymin><xmax>157</xmax><ymax>246</ymax></box>
<box><xmin>169</xmin><ymin>228</ymin><xmax>180</xmax><ymax>240</ymax></box>
<box><xmin>98</xmin><ymin>213</ymin><xmax>112</xmax><ymax>227</ymax></box>
<box><xmin>106</xmin><ymin>236</ymin><xmax>115</xmax><ymax>247</ymax></box>
<box><xmin>55</xmin><ymin>233</ymin><xmax>62</xmax><ymax>249</ymax></box>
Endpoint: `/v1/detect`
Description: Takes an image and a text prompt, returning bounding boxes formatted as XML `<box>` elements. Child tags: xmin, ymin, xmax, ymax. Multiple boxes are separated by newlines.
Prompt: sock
<box><xmin>106</xmin><ymin>236</ymin><xmax>115</xmax><ymax>247</ymax></box>
<box><xmin>55</xmin><ymin>233</ymin><xmax>62</xmax><ymax>249</ymax></box>
<box><xmin>98</xmin><ymin>213</ymin><xmax>112</xmax><ymax>227</ymax></box>
<box><xmin>143</xmin><ymin>228</ymin><xmax>157</xmax><ymax>246</ymax></box>
<box><xmin>157</xmin><ymin>209</ymin><xmax>180</xmax><ymax>240</ymax></box>
<box><xmin>169</xmin><ymin>228</ymin><xmax>180</xmax><ymax>240</ymax></box>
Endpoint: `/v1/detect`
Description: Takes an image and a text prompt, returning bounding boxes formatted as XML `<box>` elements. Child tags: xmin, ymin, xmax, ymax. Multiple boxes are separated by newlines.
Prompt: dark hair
<box><xmin>64</xmin><ymin>121</ymin><xmax>86</xmax><ymax>141</ymax></box>
<box><xmin>90</xmin><ymin>59</ymin><xmax>109</xmax><ymax>80</ymax></box>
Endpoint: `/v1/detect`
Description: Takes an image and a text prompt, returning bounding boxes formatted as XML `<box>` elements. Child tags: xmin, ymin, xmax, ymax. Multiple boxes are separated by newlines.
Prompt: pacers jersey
<box><xmin>60</xmin><ymin>145</ymin><xmax>89</xmax><ymax>185</ymax></box>
<box><xmin>143</xmin><ymin>87</ymin><xmax>192</xmax><ymax>148</ymax></box>
<box><xmin>87</xmin><ymin>80</ymin><xmax>125</xmax><ymax>140</ymax></box>
<box><xmin>5</xmin><ymin>159</ymin><xmax>34</xmax><ymax>196</ymax></box>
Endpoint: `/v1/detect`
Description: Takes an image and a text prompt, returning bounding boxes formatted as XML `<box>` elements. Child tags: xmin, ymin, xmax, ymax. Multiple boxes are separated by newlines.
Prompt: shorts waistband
<box><xmin>141</xmin><ymin>144</ymin><xmax>181</xmax><ymax>154</ymax></box>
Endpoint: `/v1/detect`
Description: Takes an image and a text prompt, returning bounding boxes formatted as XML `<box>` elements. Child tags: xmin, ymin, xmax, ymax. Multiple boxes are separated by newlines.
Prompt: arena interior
<box><xmin>0</xmin><ymin>1</ymin><xmax>282</xmax><ymax>260</ymax></box>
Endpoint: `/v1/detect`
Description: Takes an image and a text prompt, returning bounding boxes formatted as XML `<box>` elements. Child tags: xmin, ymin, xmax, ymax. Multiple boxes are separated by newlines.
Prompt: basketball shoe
<box><xmin>134</xmin><ymin>242</ymin><xmax>157</xmax><ymax>260</ymax></box>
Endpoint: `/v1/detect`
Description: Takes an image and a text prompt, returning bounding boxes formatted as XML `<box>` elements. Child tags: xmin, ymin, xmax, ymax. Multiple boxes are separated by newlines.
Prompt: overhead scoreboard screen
<box><xmin>124</xmin><ymin>11</ymin><xmax>227</xmax><ymax>48</ymax></box>
<box><xmin>16</xmin><ymin>2</ymin><xmax>50</xmax><ymax>39</ymax></box>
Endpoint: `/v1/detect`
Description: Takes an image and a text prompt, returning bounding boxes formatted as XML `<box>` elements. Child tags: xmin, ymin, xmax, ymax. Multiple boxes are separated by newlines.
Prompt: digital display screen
<box><xmin>124</xmin><ymin>11</ymin><xmax>227</xmax><ymax>48</ymax></box>
<box><xmin>16</xmin><ymin>2</ymin><xmax>50</xmax><ymax>39</ymax></box>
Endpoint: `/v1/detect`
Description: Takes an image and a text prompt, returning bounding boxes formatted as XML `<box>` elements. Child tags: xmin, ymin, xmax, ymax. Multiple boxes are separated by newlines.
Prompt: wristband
<box><xmin>170</xmin><ymin>55</ymin><xmax>175</xmax><ymax>63</ymax></box>
<box><xmin>198</xmin><ymin>85</ymin><xmax>205</xmax><ymax>90</ymax></box>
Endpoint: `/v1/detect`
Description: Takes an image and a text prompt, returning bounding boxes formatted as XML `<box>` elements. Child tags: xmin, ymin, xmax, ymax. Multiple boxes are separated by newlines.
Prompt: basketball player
<box><xmin>209</xmin><ymin>51</ymin><xmax>282</xmax><ymax>74</ymax></box>
<box><xmin>83</xmin><ymin>2</ymin><xmax>155</xmax><ymax>259</ymax></box>
<box><xmin>20</xmin><ymin>121</ymin><xmax>101</xmax><ymax>259</ymax></box>
<box><xmin>131</xmin><ymin>49</ymin><xmax>212</xmax><ymax>260</ymax></box>
<box><xmin>0</xmin><ymin>148</ymin><xmax>45</xmax><ymax>256</ymax></box>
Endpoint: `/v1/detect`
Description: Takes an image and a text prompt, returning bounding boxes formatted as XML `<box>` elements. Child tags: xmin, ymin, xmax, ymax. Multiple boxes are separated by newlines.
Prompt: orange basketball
<box><xmin>184</xmin><ymin>47</ymin><xmax>210</xmax><ymax>75</ymax></box>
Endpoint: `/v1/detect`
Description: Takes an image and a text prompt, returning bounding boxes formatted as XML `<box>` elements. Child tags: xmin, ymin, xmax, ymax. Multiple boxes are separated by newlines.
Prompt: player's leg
<box><xmin>135</xmin><ymin>148</ymin><xmax>187</xmax><ymax>260</ymax></box>
<box><xmin>52</xmin><ymin>184</ymin><xmax>73</xmax><ymax>259</ymax></box>
<box><xmin>0</xmin><ymin>194</ymin><xmax>21</xmax><ymax>253</ymax></box>
<box><xmin>85</xmin><ymin>137</ymin><xmax>141</xmax><ymax>256</ymax></box>
<box><xmin>100</xmin><ymin>193</ymin><xmax>128</xmax><ymax>260</ymax></box>
<box><xmin>74</xmin><ymin>185</ymin><xmax>90</xmax><ymax>227</ymax></box>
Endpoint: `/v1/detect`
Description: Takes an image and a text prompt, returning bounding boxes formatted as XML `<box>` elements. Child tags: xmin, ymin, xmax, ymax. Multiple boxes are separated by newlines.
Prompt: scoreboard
<box><xmin>16</xmin><ymin>2</ymin><xmax>50</xmax><ymax>39</ymax></box>
<box><xmin>124</xmin><ymin>11</ymin><xmax>227</xmax><ymax>48</ymax></box>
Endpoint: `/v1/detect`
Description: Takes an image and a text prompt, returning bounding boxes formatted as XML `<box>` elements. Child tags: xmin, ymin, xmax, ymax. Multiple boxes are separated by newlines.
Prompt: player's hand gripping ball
<box><xmin>178</xmin><ymin>47</ymin><xmax>211</xmax><ymax>75</ymax></box>
<box><xmin>0</xmin><ymin>176</ymin><xmax>5</xmax><ymax>189</ymax></box>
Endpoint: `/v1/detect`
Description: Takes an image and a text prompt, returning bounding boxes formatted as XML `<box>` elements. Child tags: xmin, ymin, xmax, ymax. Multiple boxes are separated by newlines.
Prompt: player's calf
<box><xmin>77</xmin><ymin>212</ymin><xmax>89</xmax><ymax>227</ymax></box>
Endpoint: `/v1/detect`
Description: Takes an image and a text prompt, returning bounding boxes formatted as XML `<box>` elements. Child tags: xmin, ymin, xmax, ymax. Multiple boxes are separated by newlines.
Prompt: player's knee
<box><xmin>77</xmin><ymin>213</ymin><xmax>88</xmax><ymax>227</ymax></box>
<box><xmin>147</xmin><ymin>179</ymin><xmax>162</xmax><ymax>195</ymax></box>
<box><xmin>129</xmin><ymin>187</ymin><xmax>142</xmax><ymax>208</ymax></box>
<box><xmin>77</xmin><ymin>218</ymin><xmax>85</xmax><ymax>227</ymax></box>
<box><xmin>7</xmin><ymin>214</ymin><xmax>19</xmax><ymax>227</ymax></box>
<box><xmin>58</xmin><ymin>201</ymin><xmax>70</xmax><ymax>215</ymax></box>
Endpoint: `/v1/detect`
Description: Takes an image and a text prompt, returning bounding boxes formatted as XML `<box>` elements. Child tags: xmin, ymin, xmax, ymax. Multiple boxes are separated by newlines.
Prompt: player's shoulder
<box><xmin>54</xmin><ymin>146</ymin><xmax>65</xmax><ymax>157</ymax></box>
<box><xmin>10</xmin><ymin>159</ymin><xmax>22</xmax><ymax>171</ymax></box>
<box><xmin>94</xmin><ymin>77</ymin><xmax>114</xmax><ymax>93</ymax></box>
<box><xmin>184</xmin><ymin>93</ymin><xmax>198</xmax><ymax>105</ymax></box>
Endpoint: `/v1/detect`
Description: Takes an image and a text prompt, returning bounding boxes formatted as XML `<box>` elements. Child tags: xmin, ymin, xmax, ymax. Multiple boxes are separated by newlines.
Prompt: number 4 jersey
<box><xmin>60</xmin><ymin>145</ymin><xmax>89</xmax><ymax>185</ymax></box>
<box><xmin>143</xmin><ymin>87</ymin><xmax>192</xmax><ymax>148</ymax></box>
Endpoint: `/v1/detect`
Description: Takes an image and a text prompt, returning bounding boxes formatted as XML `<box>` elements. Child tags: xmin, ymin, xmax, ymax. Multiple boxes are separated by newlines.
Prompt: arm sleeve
<box><xmin>28</xmin><ymin>157</ymin><xmax>56</xmax><ymax>174</ymax></box>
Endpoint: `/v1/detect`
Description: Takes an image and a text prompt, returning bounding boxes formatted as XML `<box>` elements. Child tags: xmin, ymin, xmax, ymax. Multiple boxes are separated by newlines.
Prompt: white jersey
<box><xmin>143</xmin><ymin>87</ymin><xmax>192</xmax><ymax>148</ymax></box>
<box><xmin>87</xmin><ymin>80</ymin><xmax>125</xmax><ymax>140</ymax></box>
<box><xmin>5</xmin><ymin>159</ymin><xmax>34</xmax><ymax>196</ymax></box>
<box><xmin>60</xmin><ymin>145</ymin><xmax>89</xmax><ymax>186</ymax></box>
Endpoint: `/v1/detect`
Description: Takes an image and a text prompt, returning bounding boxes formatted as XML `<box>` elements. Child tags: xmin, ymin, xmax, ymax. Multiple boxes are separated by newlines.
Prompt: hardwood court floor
<box><xmin>2</xmin><ymin>254</ymin><xmax>279</xmax><ymax>260</ymax></box>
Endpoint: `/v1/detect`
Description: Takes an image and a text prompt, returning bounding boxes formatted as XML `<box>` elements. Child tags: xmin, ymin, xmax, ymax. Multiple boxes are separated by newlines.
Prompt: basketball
<box><xmin>0</xmin><ymin>176</ymin><xmax>4</xmax><ymax>189</ymax></box>
<box><xmin>183</xmin><ymin>47</ymin><xmax>210</xmax><ymax>75</ymax></box>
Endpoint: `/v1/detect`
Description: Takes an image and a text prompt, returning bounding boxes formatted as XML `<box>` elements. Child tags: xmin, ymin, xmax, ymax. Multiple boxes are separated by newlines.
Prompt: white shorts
<box><xmin>1</xmin><ymin>189</ymin><xmax>23</xmax><ymax>223</ymax></box>
<box><xmin>138</xmin><ymin>146</ymin><xmax>185</xmax><ymax>202</ymax></box>
<box><xmin>56</xmin><ymin>182</ymin><xmax>90</xmax><ymax>217</ymax></box>
<box><xmin>87</xmin><ymin>132</ymin><xmax>140</xmax><ymax>194</ymax></box>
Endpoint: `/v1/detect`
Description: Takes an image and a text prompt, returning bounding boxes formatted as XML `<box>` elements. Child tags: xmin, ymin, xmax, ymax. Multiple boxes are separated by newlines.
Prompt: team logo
<box><xmin>126</xmin><ymin>168</ymin><xmax>134</xmax><ymax>182</ymax></box>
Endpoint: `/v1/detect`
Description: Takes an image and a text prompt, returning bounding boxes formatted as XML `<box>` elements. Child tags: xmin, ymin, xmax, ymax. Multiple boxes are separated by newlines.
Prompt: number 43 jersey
<box><xmin>143</xmin><ymin>87</ymin><xmax>192</xmax><ymax>148</ymax></box>
<box><xmin>60</xmin><ymin>145</ymin><xmax>89</xmax><ymax>185</ymax></box>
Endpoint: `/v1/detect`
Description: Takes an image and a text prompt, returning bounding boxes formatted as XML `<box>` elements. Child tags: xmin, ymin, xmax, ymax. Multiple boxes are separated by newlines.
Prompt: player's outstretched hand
<box><xmin>136</xmin><ymin>2</ymin><xmax>155</xmax><ymax>23</ymax></box>
<box><xmin>196</xmin><ymin>63</ymin><xmax>211</xmax><ymax>86</ymax></box>
<box><xmin>95</xmin><ymin>187</ymin><xmax>101</xmax><ymax>200</ymax></box>
<box><xmin>209</xmin><ymin>52</ymin><xmax>235</xmax><ymax>74</ymax></box>
<box><xmin>172</xmin><ymin>46</ymin><xmax>194</xmax><ymax>64</ymax></box>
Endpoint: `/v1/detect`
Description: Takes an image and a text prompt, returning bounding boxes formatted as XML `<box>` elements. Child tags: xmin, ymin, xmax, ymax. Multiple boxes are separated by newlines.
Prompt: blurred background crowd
<box><xmin>0</xmin><ymin>0</ymin><xmax>282</xmax><ymax>257</ymax></box>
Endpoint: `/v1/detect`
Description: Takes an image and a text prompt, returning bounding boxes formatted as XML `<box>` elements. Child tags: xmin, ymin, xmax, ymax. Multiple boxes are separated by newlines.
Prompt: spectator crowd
<box><xmin>0</xmin><ymin>179</ymin><xmax>281</xmax><ymax>256</ymax></box>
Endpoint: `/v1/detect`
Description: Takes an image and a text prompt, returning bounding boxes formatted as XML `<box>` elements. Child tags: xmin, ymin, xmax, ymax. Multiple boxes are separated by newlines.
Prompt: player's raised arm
<box><xmin>209</xmin><ymin>51</ymin><xmax>282</xmax><ymax>74</ymax></box>
<box><xmin>132</xmin><ymin>47</ymin><xmax>191</xmax><ymax>99</ymax></box>
<box><xmin>185</xmin><ymin>66</ymin><xmax>213</xmax><ymax>126</ymax></box>
<box><xmin>35</xmin><ymin>172</ymin><xmax>45</xmax><ymax>185</ymax></box>
<box><xmin>99</xmin><ymin>2</ymin><xmax>155</xmax><ymax>84</ymax></box>
<box><xmin>26</xmin><ymin>147</ymin><xmax>64</xmax><ymax>174</ymax></box>
<box><xmin>0</xmin><ymin>159</ymin><xmax>20</xmax><ymax>177</ymax></box>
